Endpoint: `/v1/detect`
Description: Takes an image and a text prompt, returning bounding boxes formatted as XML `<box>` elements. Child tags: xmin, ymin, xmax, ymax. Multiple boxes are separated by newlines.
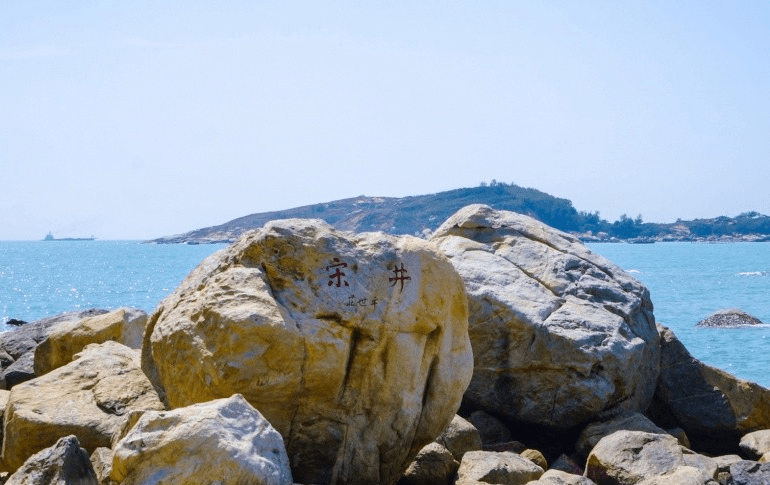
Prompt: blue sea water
<box><xmin>587</xmin><ymin>242</ymin><xmax>770</xmax><ymax>388</ymax></box>
<box><xmin>1</xmin><ymin>240</ymin><xmax>769</xmax><ymax>387</ymax></box>
<box><xmin>0</xmin><ymin>241</ymin><xmax>226</xmax><ymax>328</ymax></box>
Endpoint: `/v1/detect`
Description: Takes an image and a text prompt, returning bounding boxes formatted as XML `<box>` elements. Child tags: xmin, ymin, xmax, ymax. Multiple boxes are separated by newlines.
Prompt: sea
<box><xmin>1</xmin><ymin>240</ymin><xmax>769</xmax><ymax>387</ymax></box>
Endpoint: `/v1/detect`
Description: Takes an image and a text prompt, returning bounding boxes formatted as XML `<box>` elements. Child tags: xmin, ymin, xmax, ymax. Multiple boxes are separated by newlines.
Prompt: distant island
<box><xmin>148</xmin><ymin>182</ymin><xmax>770</xmax><ymax>244</ymax></box>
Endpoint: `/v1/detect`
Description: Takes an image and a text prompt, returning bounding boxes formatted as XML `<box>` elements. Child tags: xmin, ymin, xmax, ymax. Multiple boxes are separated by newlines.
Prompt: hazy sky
<box><xmin>2</xmin><ymin>2</ymin><xmax>769</xmax><ymax>240</ymax></box>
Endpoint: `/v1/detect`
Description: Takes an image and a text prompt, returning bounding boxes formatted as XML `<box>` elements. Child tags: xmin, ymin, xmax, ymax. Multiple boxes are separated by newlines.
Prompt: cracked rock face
<box><xmin>142</xmin><ymin>219</ymin><xmax>473</xmax><ymax>485</ymax></box>
<box><xmin>430</xmin><ymin>205</ymin><xmax>660</xmax><ymax>429</ymax></box>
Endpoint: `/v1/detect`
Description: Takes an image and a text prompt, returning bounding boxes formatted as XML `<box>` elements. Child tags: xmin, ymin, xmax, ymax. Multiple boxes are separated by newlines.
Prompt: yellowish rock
<box><xmin>2</xmin><ymin>341</ymin><xmax>164</xmax><ymax>472</ymax></box>
<box><xmin>33</xmin><ymin>308</ymin><xmax>147</xmax><ymax>376</ymax></box>
<box><xmin>142</xmin><ymin>219</ymin><xmax>473</xmax><ymax>485</ymax></box>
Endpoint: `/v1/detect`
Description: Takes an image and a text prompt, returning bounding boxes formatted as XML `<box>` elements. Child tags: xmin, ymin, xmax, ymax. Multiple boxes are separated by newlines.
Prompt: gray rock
<box><xmin>401</xmin><ymin>442</ymin><xmax>459</xmax><ymax>485</ymax></box>
<box><xmin>5</xmin><ymin>435</ymin><xmax>98</xmax><ymax>485</ymax></box>
<box><xmin>636</xmin><ymin>466</ymin><xmax>718</xmax><ymax>485</ymax></box>
<box><xmin>729</xmin><ymin>460</ymin><xmax>770</xmax><ymax>484</ymax></box>
<box><xmin>576</xmin><ymin>411</ymin><xmax>668</xmax><ymax>458</ymax></box>
<box><xmin>696</xmin><ymin>309</ymin><xmax>764</xmax><ymax>328</ymax></box>
<box><xmin>550</xmin><ymin>454</ymin><xmax>583</xmax><ymax>475</ymax></box>
<box><xmin>525</xmin><ymin>469</ymin><xmax>596</xmax><ymax>484</ymax></box>
<box><xmin>585</xmin><ymin>431</ymin><xmax>684</xmax><ymax>484</ymax></box>
<box><xmin>436</xmin><ymin>415</ymin><xmax>483</xmax><ymax>461</ymax></box>
<box><xmin>651</xmin><ymin>325</ymin><xmax>770</xmax><ymax>455</ymax></box>
<box><xmin>1</xmin><ymin>351</ymin><xmax>35</xmax><ymax>389</ymax></box>
<box><xmin>740</xmin><ymin>430</ymin><xmax>770</xmax><ymax>460</ymax></box>
<box><xmin>467</xmin><ymin>410</ymin><xmax>512</xmax><ymax>446</ymax></box>
<box><xmin>456</xmin><ymin>451</ymin><xmax>543</xmax><ymax>485</ymax></box>
<box><xmin>111</xmin><ymin>394</ymin><xmax>293</xmax><ymax>485</ymax></box>
<box><xmin>430</xmin><ymin>204</ymin><xmax>660</xmax><ymax>429</ymax></box>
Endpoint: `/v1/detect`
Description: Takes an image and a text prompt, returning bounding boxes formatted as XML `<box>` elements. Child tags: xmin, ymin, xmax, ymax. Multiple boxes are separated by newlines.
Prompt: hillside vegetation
<box><xmin>149</xmin><ymin>183</ymin><xmax>770</xmax><ymax>244</ymax></box>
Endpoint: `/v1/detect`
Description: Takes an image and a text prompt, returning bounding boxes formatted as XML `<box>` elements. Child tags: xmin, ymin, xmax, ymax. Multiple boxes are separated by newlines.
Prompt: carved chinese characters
<box><xmin>142</xmin><ymin>218</ymin><xmax>473</xmax><ymax>485</ymax></box>
<box><xmin>323</xmin><ymin>257</ymin><xmax>412</xmax><ymax>311</ymax></box>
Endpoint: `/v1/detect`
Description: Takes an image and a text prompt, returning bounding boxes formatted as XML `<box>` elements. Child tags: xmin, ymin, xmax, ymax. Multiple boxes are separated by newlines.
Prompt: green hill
<box><xmin>148</xmin><ymin>183</ymin><xmax>770</xmax><ymax>244</ymax></box>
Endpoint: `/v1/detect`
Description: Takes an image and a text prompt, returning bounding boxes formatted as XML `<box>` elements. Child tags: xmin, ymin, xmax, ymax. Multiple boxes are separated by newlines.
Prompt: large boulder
<box><xmin>650</xmin><ymin>325</ymin><xmax>770</xmax><ymax>454</ymax></box>
<box><xmin>5</xmin><ymin>435</ymin><xmax>98</xmax><ymax>485</ymax></box>
<box><xmin>111</xmin><ymin>394</ymin><xmax>293</xmax><ymax>485</ymax></box>
<box><xmin>142</xmin><ymin>219</ymin><xmax>473</xmax><ymax>485</ymax></box>
<box><xmin>695</xmin><ymin>308</ymin><xmax>764</xmax><ymax>328</ymax></box>
<box><xmin>429</xmin><ymin>205</ymin><xmax>659</xmax><ymax>429</ymax></box>
<box><xmin>2</xmin><ymin>341</ymin><xmax>164</xmax><ymax>472</ymax></box>
<box><xmin>34</xmin><ymin>307</ymin><xmax>147</xmax><ymax>376</ymax></box>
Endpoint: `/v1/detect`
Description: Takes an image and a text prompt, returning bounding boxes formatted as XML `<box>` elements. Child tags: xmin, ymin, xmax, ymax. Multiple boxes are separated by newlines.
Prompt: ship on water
<box><xmin>43</xmin><ymin>232</ymin><xmax>96</xmax><ymax>241</ymax></box>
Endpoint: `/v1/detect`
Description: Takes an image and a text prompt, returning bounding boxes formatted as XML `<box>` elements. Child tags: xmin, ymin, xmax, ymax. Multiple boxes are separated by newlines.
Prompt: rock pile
<box><xmin>1</xmin><ymin>206</ymin><xmax>770</xmax><ymax>485</ymax></box>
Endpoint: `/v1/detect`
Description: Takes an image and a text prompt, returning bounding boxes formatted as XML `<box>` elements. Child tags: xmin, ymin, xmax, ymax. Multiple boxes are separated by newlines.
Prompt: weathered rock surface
<box><xmin>90</xmin><ymin>447</ymin><xmax>117</xmax><ymax>485</ymax></box>
<box><xmin>111</xmin><ymin>394</ymin><xmax>293</xmax><ymax>485</ymax></box>
<box><xmin>0</xmin><ymin>309</ymin><xmax>109</xmax><ymax>389</ymax></box>
<box><xmin>2</xmin><ymin>341</ymin><xmax>164</xmax><ymax>472</ymax></box>
<box><xmin>5</xmin><ymin>435</ymin><xmax>98</xmax><ymax>485</ymax></box>
<box><xmin>456</xmin><ymin>451</ymin><xmax>543</xmax><ymax>485</ymax></box>
<box><xmin>435</xmin><ymin>415</ymin><xmax>483</xmax><ymax>461</ymax></box>
<box><xmin>524</xmin><ymin>469</ymin><xmax>596</xmax><ymax>484</ymax></box>
<box><xmin>576</xmin><ymin>411</ymin><xmax>668</xmax><ymax>457</ymax></box>
<box><xmin>142</xmin><ymin>219</ymin><xmax>473</xmax><ymax>485</ymax></box>
<box><xmin>651</xmin><ymin>325</ymin><xmax>770</xmax><ymax>454</ymax></box>
<box><xmin>740</xmin><ymin>429</ymin><xmax>770</xmax><ymax>460</ymax></box>
<box><xmin>729</xmin><ymin>460</ymin><xmax>770</xmax><ymax>484</ymax></box>
<box><xmin>584</xmin><ymin>431</ymin><xmax>686</xmax><ymax>484</ymax></box>
<box><xmin>695</xmin><ymin>308</ymin><xmax>764</xmax><ymax>328</ymax></box>
<box><xmin>400</xmin><ymin>442</ymin><xmax>458</xmax><ymax>485</ymax></box>
<box><xmin>34</xmin><ymin>308</ymin><xmax>147</xmax><ymax>376</ymax></box>
<box><xmin>635</xmin><ymin>466</ymin><xmax>717</xmax><ymax>485</ymax></box>
<box><xmin>430</xmin><ymin>205</ymin><xmax>660</xmax><ymax>429</ymax></box>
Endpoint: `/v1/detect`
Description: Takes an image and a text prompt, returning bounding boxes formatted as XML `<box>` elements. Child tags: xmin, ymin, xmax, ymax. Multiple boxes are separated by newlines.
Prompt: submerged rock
<box><xmin>142</xmin><ymin>219</ymin><xmax>473</xmax><ymax>485</ymax></box>
<box><xmin>695</xmin><ymin>308</ymin><xmax>764</xmax><ymax>328</ymax></box>
<box><xmin>430</xmin><ymin>204</ymin><xmax>660</xmax><ymax>429</ymax></box>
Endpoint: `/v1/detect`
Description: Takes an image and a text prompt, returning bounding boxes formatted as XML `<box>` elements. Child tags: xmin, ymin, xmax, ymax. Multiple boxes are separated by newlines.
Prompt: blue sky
<box><xmin>2</xmin><ymin>2</ymin><xmax>769</xmax><ymax>240</ymax></box>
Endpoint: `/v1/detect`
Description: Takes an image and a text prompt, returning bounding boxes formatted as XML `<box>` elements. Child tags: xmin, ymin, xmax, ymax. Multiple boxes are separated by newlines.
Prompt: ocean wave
<box><xmin>737</xmin><ymin>271</ymin><xmax>770</xmax><ymax>277</ymax></box>
<box><xmin>627</xmin><ymin>269</ymin><xmax>641</xmax><ymax>274</ymax></box>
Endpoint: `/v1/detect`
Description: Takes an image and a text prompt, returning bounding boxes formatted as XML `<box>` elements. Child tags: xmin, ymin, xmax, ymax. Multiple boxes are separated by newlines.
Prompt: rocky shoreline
<box><xmin>576</xmin><ymin>233</ymin><xmax>770</xmax><ymax>244</ymax></box>
<box><xmin>2</xmin><ymin>205</ymin><xmax>770</xmax><ymax>484</ymax></box>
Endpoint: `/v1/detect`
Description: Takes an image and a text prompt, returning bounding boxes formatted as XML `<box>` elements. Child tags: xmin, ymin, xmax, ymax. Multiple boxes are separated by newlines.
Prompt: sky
<box><xmin>2</xmin><ymin>2</ymin><xmax>769</xmax><ymax>240</ymax></box>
